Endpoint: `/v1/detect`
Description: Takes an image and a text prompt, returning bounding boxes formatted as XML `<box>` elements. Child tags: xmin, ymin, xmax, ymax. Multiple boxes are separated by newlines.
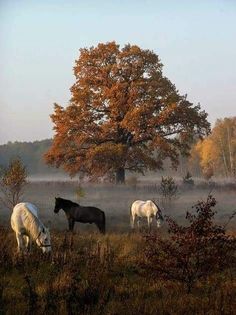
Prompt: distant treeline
<box><xmin>0</xmin><ymin>139</ymin><xmax>63</xmax><ymax>175</ymax></box>
<box><xmin>0</xmin><ymin>139</ymin><xmax>189</xmax><ymax>177</ymax></box>
<box><xmin>2</xmin><ymin>127</ymin><xmax>234</xmax><ymax>179</ymax></box>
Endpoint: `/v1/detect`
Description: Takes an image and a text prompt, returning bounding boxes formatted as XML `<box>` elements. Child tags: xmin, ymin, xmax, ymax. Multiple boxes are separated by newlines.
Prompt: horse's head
<box><xmin>156</xmin><ymin>209</ymin><xmax>164</xmax><ymax>228</ymax></box>
<box><xmin>54</xmin><ymin>197</ymin><xmax>62</xmax><ymax>213</ymax></box>
<box><xmin>36</xmin><ymin>227</ymin><xmax>51</xmax><ymax>253</ymax></box>
<box><xmin>152</xmin><ymin>201</ymin><xmax>164</xmax><ymax>228</ymax></box>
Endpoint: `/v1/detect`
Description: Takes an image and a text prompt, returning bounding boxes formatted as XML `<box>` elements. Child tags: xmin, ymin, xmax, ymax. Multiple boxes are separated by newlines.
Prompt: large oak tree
<box><xmin>45</xmin><ymin>42</ymin><xmax>210</xmax><ymax>183</ymax></box>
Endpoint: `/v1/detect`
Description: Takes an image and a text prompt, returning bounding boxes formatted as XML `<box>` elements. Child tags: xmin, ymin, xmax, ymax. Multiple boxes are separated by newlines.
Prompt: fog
<box><xmin>1</xmin><ymin>179</ymin><xmax>235</xmax><ymax>233</ymax></box>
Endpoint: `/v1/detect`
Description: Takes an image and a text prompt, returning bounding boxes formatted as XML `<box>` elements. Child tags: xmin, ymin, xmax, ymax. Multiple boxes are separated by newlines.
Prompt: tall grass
<box><xmin>0</xmin><ymin>228</ymin><xmax>235</xmax><ymax>315</ymax></box>
<box><xmin>0</xmin><ymin>180</ymin><xmax>235</xmax><ymax>314</ymax></box>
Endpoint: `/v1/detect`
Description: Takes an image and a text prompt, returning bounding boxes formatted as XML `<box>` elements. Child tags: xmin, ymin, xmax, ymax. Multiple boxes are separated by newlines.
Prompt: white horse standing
<box><xmin>11</xmin><ymin>202</ymin><xmax>51</xmax><ymax>253</ymax></box>
<box><xmin>130</xmin><ymin>200</ymin><xmax>164</xmax><ymax>230</ymax></box>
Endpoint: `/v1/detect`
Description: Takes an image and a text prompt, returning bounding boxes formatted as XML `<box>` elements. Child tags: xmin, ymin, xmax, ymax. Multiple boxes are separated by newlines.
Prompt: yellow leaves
<box><xmin>190</xmin><ymin>116</ymin><xmax>236</xmax><ymax>176</ymax></box>
<box><xmin>195</xmin><ymin>138</ymin><xmax>216</xmax><ymax>170</ymax></box>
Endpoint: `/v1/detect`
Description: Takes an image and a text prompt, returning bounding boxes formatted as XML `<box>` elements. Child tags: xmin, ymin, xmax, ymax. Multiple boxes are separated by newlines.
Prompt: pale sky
<box><xmin>0</xmin><ymin>0</ymin><xmax>236</xmax><ymax>144</ymax></box>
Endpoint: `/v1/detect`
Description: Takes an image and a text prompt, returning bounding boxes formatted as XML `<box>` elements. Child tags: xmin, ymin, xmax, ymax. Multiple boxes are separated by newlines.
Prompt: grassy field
<box><xmin>0</xmin><ymin>180</ymin><xmax>236</xmax><ymax>314</ymax></box>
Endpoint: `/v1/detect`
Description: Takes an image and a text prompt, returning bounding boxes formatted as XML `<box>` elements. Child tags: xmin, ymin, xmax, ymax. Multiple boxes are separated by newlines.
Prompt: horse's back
<box><xmin>131</xmin><ymin>200</ymin><xmax>154</xmax><ymax>217</ymax></box>
<box><xmin>75</xmin><ymin>206</ymin><xmax>104</xmax><ymax>223</ymax></box>
<box><xmin>131</xmin><ymin>200</ymin><xmax>146</xmax><ymax>207</ymax></box>
<box><xmin>13</xmin><ymin>202</ymin><xmax>38</xmax><ymax>216</ymax></box>
<box><xmin>11</xmin><ymin>202</ymin><xmax>38</xmax><ymax>232</ymax></box>
<box><xmin>11</xmin><ymin>203</ymin><xmax>26</xmax><ymax>232</ymax></box>
<box><xmin>24</xmin><ymin>203</ymin><xmax>38</xmax><ymax>217</ymax></box>
<box><xmin>131</xmin><ymin>200</ymin><xmax>146</xmax><ymax>210</ymax></box>
<box><xmin>74</xmin><ymin>205</ymin><xmax>105</xmax><ymax>233</ymax></box>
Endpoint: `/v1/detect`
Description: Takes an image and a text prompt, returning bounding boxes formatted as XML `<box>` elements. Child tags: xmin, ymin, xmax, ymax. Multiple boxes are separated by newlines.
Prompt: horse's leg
<box><xmin>22</xmin><ymin>235</ymin><xmax>30</xmax><ymax>252</ymax></box>
<box><xmin>130</xmin><ymin>214</ymin><xmax>135</xmax><ymax>229</ymax></box>
<box><xmin>147</xmin><ymin>216</ymin><xmax>151</xmax><ymax>231</ymax></box>
<box><xmin>23</xmin><ymin>236</ymin><xmax>28</xmax><ymax>250</ymax></box>
<box><xmin>68</xmin><ymin>219</ymin><xmax>75</xmax><ymax>232</ymax></box>
<box><xmin>71</xmin><ymin>220</ymin><xmax>75</xmax><ymax>231</ymax></box>
<box><xmin>25</xmin><ymin>236</ymin><xmax>31</xmax><ymax>251</ymax></box>
<box><xmin>96</xmin><ymin>221</ymin><xmax>105</xmax><ymax>234</ymax></box>
<box><xmin>99</xmin><ymin>216</ymin><xmax>106</xmax><ymax>234</ymax></box>
<box><xmin>16</xmin><ymin>233</ymin><xmax>24</xmax><ymax>252</ymax></box>
<box><xmin>149</xmin><ymin>217</ymin><xmax>153</xmax><ymax>229</ymax></box>
<box><xmin>137</xmin><ymin>217</ymin><xmax>140</xmax><ymax>230</ymax></box>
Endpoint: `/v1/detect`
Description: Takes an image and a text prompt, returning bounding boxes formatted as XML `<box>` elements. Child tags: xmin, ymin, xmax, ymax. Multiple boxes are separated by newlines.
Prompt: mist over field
<box><xmin>1</xmin><ymin>178</ymin><xmax>235</xmax><ymax>231</ymax></box>
<box><xmin>1</xmin><ymin>177</ymin><xmax>235</xmax><ymax>314</ymax></box>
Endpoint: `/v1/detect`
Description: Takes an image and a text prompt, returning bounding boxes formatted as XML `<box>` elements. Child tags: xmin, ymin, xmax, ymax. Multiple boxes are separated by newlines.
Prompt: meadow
<box><xmin>0</xmin><ymin>179</ymin><xmax>235</xmax><ymax>314</ymax></box>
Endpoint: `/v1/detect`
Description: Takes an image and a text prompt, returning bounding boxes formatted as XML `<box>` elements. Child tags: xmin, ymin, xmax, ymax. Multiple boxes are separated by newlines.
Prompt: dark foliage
<box><xmin>182</xmin><ymin>171</ymin><xmax>194</xmax><ymax>187</ymax></box>
<box><xmin>144</xmin><ymin>195</ymin><xmax>236</xmax><ymax>292</ymax></box>
<box><xmin>159</xmin><ymin>176</ymin><xmax>178</xmax><ymax>203</ymax></box>
<box><xmin>0</xmin><ymin>139</ymin><xmax>62</xmax><ymax>175</ymax></box>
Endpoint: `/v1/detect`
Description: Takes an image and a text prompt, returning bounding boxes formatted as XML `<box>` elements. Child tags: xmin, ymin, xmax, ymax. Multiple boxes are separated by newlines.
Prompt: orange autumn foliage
<box><xmin>190</xmin><ymin>117</ymin><xmax>236</xmax><ymax>178</ymax></box>
<box><xmin>45</xmin><ymin>42</ymin><xmax>210</xmax><ymax>182</ymax></box>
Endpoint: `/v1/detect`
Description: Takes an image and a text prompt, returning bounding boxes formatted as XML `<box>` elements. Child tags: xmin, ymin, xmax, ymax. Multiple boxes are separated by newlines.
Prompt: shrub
<box><xmin>0</xmin><ymin>158</ymin><xmax>27</xmax><ymax>209</ymax></box>
<box><xmin>182</xmin><ymin>171</ymin><xmax>194</xmax><ymax>187</ymax></box>
<box><xmin>159</xmin><ymin>176</ymin><xmax>178</xmax><ymax>207</ymax></box>
<box><xmin>0</xmin><ymin>227</ymin><xmax>14</xmax><ymax>268</ymax></box>
<box><xmin>144</xmin><ymin>195</ymin><xmax>236</xmax><ymax>293</ymax></box>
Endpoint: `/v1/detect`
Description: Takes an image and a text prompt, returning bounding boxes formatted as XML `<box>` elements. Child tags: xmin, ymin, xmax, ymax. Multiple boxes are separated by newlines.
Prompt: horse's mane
<box><xmin>58</xmin><ymin>197</ymin><xmax>79</xmax><ymax>207</ymax></box>
<box><xmin>24</xmin><ymin>205</ymin><xmax>44</xmax><ymax>239</ymax></box>
<box><xmin>151</xmin><ymin>200</ymin><xmax>161</xmax><ymax>211</ymax></box>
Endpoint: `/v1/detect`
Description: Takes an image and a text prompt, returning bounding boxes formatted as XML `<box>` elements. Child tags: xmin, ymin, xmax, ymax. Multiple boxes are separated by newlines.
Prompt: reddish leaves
<box><xmin>144</xmin><ymin>196</ymin><xmax>236</xmax><ymax>293</ymax></box>
<box><xmin>46</xmin><ymin>42</ymin><xmax>210</xmax><ymax>181</ymax></box>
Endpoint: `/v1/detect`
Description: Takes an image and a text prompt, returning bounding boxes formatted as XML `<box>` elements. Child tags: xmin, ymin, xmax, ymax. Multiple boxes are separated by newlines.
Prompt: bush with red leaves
<box><xmin>144</xmin><ymin>195</ymin><xmax>236</xmax><ymax>293</ymax></box>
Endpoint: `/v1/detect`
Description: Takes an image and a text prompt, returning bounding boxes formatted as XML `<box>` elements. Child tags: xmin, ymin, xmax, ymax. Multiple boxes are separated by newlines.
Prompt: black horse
<box><xmin>54</xmin><ymin>197</ymin><xmax>106</xmax><ymax>234</ymax></box>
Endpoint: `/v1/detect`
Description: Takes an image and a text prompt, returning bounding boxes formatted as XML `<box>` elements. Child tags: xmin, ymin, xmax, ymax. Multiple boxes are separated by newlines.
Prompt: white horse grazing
<box><xmin>130</xmin><ymin>200</ymin><xmax>164</xmax><ymax>230</ymax></box>
<box><xmin>11</xmin><ymin>202</ymin><xmax>51</xmax><ymax>253</ymax></box>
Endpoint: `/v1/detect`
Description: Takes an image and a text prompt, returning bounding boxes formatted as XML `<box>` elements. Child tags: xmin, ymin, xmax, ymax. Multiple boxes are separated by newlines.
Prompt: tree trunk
<box><xmin>227</xmin><ymin>126</ymin><xmax>234</xmax><ymax>177</ymax></box>
<box><xmin>219</xmin><ymin>137</ymin><xmax>228</xmax><ymax>177</ymax></box>
<box><xmin>116</xmin><ymin>167</ymin><xmax>125</xmax><ymax>184</ymax></box>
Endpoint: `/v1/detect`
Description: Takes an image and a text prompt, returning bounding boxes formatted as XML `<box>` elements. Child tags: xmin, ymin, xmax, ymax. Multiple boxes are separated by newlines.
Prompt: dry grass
<box><xmin>0</xmin><ymin>180</ymin><xmax>235</xmax><ymax>314</ymax></box>
<box><xmin>0</xmin><ymin>228</ymin><xmax>235</xmax><ymax>315</ymax></box>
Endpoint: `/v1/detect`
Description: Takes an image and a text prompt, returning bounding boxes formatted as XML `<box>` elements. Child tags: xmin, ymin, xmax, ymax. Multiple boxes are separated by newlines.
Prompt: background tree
<box><xmin>0</xmin><ymin>139</ymin><xmax>61</xmax><ymax>176</ymax></box>
<box><xmin>159</xmin><ymin>176</ymin><xmax>178</xmax><ymax>208</ymax></box>
<box><xmin>0</xmin><ymin>158</ymin><xmax>27</xmax><ymax>209</ymax></box>
<box><xmin>202</xmin><ymin>166</ymin><xmax>214</xmax><ymax>181</ymax></box>
<box><xmin>191</xmin><ymin>117</ymin><xmax>236</xmax><ymax>178</ymax></box>
<box><xmin>45</xmin><ymin>42</ymin><xmax>210</xmax><ymax>183</ymax></box>
<box><xmin>182</xmin><ymin>171</ymin><xmax>194</xmax><ymax>187</ymax></box>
